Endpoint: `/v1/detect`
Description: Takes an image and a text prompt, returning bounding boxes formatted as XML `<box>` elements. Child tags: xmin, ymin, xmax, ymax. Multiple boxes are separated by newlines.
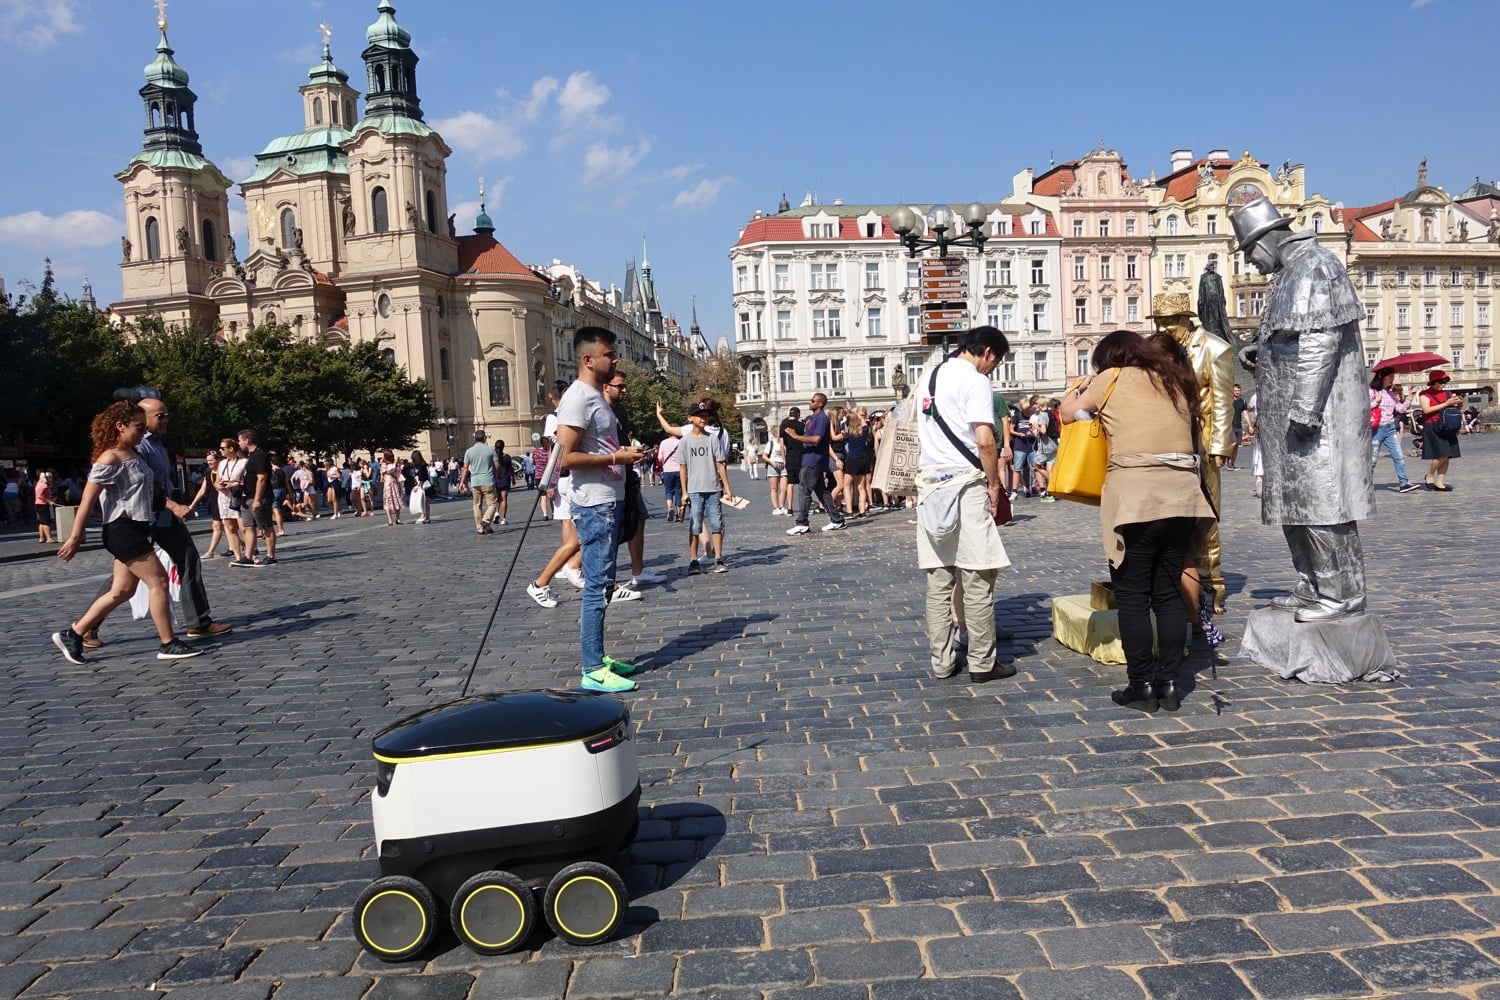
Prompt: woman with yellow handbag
<box><xmin>1058</xmin><ymin>331</ymin><xmax>1217</xmax><ymax>713</ymax></box>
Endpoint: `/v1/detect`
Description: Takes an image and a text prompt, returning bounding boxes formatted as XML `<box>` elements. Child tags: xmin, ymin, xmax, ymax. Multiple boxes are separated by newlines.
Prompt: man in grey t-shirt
<box><xmin>554</xmin><ymin>327</ymin><xmax>644</xmax><ymax>693</ymax></box>
<box><xmin>460</xmin><ymin>430</ymin><xmax>499</xmax><ymax>534</ymax></box>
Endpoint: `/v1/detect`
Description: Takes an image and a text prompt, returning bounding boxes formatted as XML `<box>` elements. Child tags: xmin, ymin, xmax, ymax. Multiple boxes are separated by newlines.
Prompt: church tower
<box><xmin>341</xmin><ymin>2</ymin><xmax>456</xmax><ymax>277</ymax></box>
<box><xmin>113</xmin><ymin>2</ymin><xmax>233</xmax><ymax>328</ymax></box>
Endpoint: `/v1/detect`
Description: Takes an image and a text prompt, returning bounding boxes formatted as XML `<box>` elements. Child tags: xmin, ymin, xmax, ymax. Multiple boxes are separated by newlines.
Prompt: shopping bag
<box><xmin>129</xmin><ymin>545</ymin><xmax>183</xmax><ymax>620</ymax></box>
<box><xmin>1049</xmin><ymin>373</ymin><xmax>1119</xmax><ymax>506</ymax></box>
<box><xmin>408</xmin><ymin>485</ymin><xmax>425</xmax><ymax>515</ymax></box>
<box><xmin>872</xmin><ymin>403</ymin><xmax>921</xmax><ymax>497</ymax></box>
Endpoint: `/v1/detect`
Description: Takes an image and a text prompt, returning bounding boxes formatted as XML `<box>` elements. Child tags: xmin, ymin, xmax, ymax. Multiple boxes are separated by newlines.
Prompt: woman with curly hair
<box><xmin>52</xmin><ymin>402</ymin><xmax>203</xmax><ymax>664</ymax></box>
<box><xmin>380</xmin><ymin>450</ymin><xmax>404</xmax><ymax>526</ymax></box>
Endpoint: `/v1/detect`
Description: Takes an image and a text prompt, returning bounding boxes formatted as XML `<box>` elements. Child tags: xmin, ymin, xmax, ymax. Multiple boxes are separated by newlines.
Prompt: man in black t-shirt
<box><xmin>236</xmin><ymin>428</ymin><xmax>277</xmax><ymax>566</ymax></box>
<box><xmin>779</xmin><ymin>406</ymin><xmax>805</xmax><ymax>472</ymax></box>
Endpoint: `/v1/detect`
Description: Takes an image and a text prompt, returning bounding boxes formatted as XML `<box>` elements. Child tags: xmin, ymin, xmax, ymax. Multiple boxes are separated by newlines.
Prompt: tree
<box><xmin>612</xmin><ymin>358</ymin><xmax>686</xmax><ymax>445</ymax></box>
<box><xmin>689</xmin><ymin>350</ymin><xmax>744</xmax><ymax>435</ymax></box>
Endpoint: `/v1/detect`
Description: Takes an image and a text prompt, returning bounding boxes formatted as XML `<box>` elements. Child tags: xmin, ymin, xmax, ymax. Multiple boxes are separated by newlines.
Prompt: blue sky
<box><xmin>0</xmin><ymin>0</ymin><xmax>1492</xmax><ymax>346</ymax></box>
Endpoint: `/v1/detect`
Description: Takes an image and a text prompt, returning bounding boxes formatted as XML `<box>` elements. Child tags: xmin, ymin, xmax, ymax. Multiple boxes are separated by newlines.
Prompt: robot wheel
<box><xmin>353</xmin><ymin>875</ymin><xmax>437</xmax><ymax>962</ymax></box>
<box><xmin>542</xmin><ymin>861</ymin><xmax>628</xmax><ymax>946</ymax></box>
<box><xmin>451</xmin><ymin>870</ymin><xmax>536</xmax><ymax>955</ymax></box>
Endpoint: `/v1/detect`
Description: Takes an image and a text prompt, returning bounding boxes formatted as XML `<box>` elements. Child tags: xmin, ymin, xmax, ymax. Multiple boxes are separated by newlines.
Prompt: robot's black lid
<box><xmin>372</xmin><ymin>689</ymin><xmax>629</xmax><ymax>761</ymax></box>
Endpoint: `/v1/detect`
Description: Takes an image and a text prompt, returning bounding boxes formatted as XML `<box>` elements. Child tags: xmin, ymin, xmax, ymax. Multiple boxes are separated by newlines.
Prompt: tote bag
<box><xmin>1050</xmin><ymin>373</ymin><xmax>1119</xmax><ymax>506</ymax></box>
<box><xmin>872</xmin><ymin>401</ymin><xmax>921</xmax><ymax>497</ymax></box>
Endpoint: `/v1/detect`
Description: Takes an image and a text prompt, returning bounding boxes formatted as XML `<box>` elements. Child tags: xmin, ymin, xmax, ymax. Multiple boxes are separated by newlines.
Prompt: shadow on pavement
<box><xmin>642</xmin><ymin>613</ymin><xmax>780</xmax><ymax>670</ymax></box>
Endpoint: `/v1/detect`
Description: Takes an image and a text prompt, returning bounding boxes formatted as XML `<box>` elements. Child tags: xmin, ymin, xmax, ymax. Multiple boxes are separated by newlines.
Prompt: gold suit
<box><xmin>1174</xmin><ymin>324</ymin><xmax>1236</xmax><ymax>611</ymax></box>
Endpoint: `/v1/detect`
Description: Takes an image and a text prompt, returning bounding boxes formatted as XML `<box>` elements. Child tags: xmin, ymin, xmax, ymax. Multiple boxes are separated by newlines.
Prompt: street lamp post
<box><xmin>889</xmin><ymin>203</ymin><xmax>989</xmax><ymax>259</ymax></box>
<box><xmin>439</xmin><ymin>415</ymin><xmax>458</xmax><ymax>462</ymax></box>
<box><xmin>329</xmin><ymin>407</ymin><xmax>358</xmax><ymax>463</ymax></box>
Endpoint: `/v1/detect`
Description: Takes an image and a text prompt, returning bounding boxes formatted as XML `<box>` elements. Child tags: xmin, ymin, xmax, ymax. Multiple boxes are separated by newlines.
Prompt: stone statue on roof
<box><xmin>1198</xmin><ymin>162</ymin><xmax>1215</xmax><ymax>182</ymax></box>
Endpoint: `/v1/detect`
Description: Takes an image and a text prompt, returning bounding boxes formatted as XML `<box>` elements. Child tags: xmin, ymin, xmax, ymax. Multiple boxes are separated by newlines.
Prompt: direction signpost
<box><xmin>920</xmin><ymin>257</ymin><xmax>970</xmax><ymax>344</ymax></box>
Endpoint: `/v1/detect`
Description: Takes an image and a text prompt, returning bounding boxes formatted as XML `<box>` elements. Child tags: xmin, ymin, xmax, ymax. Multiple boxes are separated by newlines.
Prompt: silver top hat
<box><xmin>1231</xmin><ymin>195</ymin><xmax>1293</xmax><ymax>252</ymax></box>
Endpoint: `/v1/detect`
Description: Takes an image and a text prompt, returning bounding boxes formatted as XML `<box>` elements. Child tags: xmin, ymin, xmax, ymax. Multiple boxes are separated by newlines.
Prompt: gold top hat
<box><xmin>1147</xmin><ymin>292</ymin><xmax>1196</xmax><ymax>321</ymax></box>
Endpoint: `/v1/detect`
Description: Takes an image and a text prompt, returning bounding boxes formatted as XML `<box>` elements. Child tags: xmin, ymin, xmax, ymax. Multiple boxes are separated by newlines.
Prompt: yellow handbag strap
<box><xmin>1068</xmin><ymin>370</ymin><xmax>1120</xmax><ymax>416</ymax></box>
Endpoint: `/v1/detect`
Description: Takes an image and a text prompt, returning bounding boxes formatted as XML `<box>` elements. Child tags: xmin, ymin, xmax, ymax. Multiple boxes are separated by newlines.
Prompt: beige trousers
<box><xmin>926</xmin><ymin>565</ymin><xmax>998</xmax><ymax>677</ymax></box>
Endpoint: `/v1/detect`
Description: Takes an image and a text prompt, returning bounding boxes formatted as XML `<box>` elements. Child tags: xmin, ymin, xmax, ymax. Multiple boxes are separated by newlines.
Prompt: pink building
<box><xmin>1033</xmin><ymin>150</ymin><xmax>1154</xmax><ymax>379</ymax></box>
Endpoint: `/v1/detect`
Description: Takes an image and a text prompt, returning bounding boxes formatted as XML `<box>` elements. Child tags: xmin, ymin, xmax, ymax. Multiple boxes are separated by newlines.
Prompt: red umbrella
<box><xmin>1373</xmin><ymin>351</ymin><xmax>1448</xmax><ymax>374</ymax></box>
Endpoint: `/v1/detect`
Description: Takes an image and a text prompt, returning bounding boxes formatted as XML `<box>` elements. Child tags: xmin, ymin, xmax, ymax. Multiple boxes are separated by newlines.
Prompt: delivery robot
<box><xmin>352</xmin><ymin>689</ymin><xmax>640</xmax><ymax>961</ymax></box>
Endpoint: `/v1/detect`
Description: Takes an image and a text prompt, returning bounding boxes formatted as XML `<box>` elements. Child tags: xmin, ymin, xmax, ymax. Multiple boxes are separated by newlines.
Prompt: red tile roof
<box><xmin>456</xmin><ymin>234</ymin><xmax>548</xmax><ymax>284</ymax></box>
<box><xmin>312</xmin><ymin>270</ymin><xmax>336</xmax><ymax>287</ymax></box>
<box><xmin>1337</xmin><ymin>199</ymin><xmax>1399</xmax><ymax>243</ymax></box>
<box><xmin>1032</xmin><ymin>163</ymin><xmax>1078</xmax><ymax>197</ymax></box>
<box><xmin>733</xmin><ymin>211</ymin><xmax>1056</xmax><ymax>248</ymax></box>
<box><xmin>1159</xmin><ymin>158</ymin><xmax>1240</xmax><ymax>204</ymax></box>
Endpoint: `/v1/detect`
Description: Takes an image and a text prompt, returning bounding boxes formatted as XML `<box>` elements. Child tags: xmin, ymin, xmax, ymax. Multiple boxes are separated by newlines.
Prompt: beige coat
<box><xmin>1078</xmin><ymin>367</ymin><xmax>1217</xmax><ymax>567</ymax></box>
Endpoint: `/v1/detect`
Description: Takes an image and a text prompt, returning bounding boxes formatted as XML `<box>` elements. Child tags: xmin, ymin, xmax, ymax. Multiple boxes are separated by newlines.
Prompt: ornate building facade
<box><xmin>1033</xmin><ymin>149</ymin><xmax>1154</xmax><ymax>379</ymax></box>
<box><xmin>727</xmin><ymin>196</ymin><xmax>1063</xmax><ymax>440</ymax></box>
<box><xmin>1143</xmin><ymin>150</ymin><xmax>1345</xmax><ymax>345</ymax></box>
<box><xmin>110</xmin><ymin>3</ymin><xmax>693</xmax><ymax>456</ymax></box>
<box><xmin>1340</xmin><ymin>163</ymin><xmax>1500</xmax><ymax>403</ymax></box>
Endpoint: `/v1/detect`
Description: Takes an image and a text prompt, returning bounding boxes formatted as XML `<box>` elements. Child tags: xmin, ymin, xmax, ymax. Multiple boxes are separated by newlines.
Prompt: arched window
<box><xmin>425</xmin><ymin>190</ymin><xmax>437</xmax><ymax>233</ymax></box>
<box><xmin>178</xmin><ymin>107</ymin><xmax>188</xmax><ymax>129</ymax></box>
<box><xmin>1312</xmin><ymin>214</ymin><xmax>1323</xmax><ymax>234</ymax></box>
<box><xmin>747</xmin><ymin>363</ymin><xmax>762</xmax><ymax>396</ymax></box>
<box><xmin>280</xmin><ymin>208</ymin><xmax>297</xmax><ymax>248</ymax></box>
<box><xmin>1166</xmin><ymin>215</ymin><xmax>1179</xmax><ymax>236</ymax></box>
<box><xmin>149</xmin><ymin>102</ymin><xmax>161</xmax><ymax>128</ymax></box>
<box><xmin>440</xmin><ymin>348</ymin><xmax>451</xmax><ymax>381</ymax></box>
<box><xmin>144</xmin><ymin>217</ymin><xmax>161</xmax><ymax>260</ymax></box>
<box><xmin>373</xmin><ymin>65</ymin><xmax>386</xmax><ymax>92</ymax></box>
<box><xmin>264</xmin><ymin>312</ymin><xmax>277</xmax><ymax>327</ymax></box>
<box><xmin>371</xmin><ymin>187</ymin><xmax>389</xmax><ymax>233</ymax></box>
<box><xmin>381</xmin><ymin>348</ymin><xmax>396</xmax><ymax>366</ymax></box>
<box><xmin>202</xmin><ymin>219</ymin><xmax>217</xmax><ymax>261</ymax></box>
<box><xmin>312</xmin><ymin>97</ymin><xmax>323</xmax><ymax>124</ymax></box>
<box><xmin>487</xmin><ymin>360</ymin><xmax>511</xmax><ymax>407</ymax></box>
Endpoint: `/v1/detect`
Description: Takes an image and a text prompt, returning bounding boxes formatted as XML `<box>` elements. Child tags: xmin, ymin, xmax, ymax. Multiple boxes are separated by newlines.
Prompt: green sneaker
<box><xmin>581</xmin><ymin>668</ymin><xmax>638</xmax><ymax>693</ymax></box>
<box><xmin>602</xmin><ymin>654</ymin><xmax>638</xmax><ymax>676</ymax></box>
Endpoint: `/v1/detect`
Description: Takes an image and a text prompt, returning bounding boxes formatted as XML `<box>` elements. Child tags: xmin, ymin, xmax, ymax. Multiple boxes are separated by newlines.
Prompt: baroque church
<box><xmin>110</xmin><ymin>2</ymin><xmax>695</xmax><ymax>456</ymax></box>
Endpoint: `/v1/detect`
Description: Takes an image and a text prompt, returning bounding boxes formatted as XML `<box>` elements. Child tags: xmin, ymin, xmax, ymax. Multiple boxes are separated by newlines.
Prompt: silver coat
<box><xmin>1254</xmin><ymin>232</ymin><xmax>1375</xmax><ymax>526</ymax></box>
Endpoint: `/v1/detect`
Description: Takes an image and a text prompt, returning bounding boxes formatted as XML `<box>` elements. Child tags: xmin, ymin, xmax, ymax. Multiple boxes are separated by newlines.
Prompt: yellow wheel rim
<box><xmin>360</xmin><ymin>889</ymin><xmax>428</xmax><ymax>955</ymax></box>
<box><xmin>551</xmin><ymin>874</ymin><xmax>620</xmax><ymax>940</ymax></box>
<box><xmin>459</xmin><ymin>884</ymin><xmax>527</xmax><ymax>950</ymax></box>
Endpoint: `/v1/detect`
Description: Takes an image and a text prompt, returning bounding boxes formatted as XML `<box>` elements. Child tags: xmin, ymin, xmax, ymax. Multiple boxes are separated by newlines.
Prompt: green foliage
<box><xmin>690</xmin><ymin>351</ymin><xmax>743</xmax><ymax>434</ymax></box>
<box><xmin>612</xmin><ymin>358</ymin><xmax>686</xmax><ymax>445</ymax></box>
<box><xmin>0</xmin><ymin>263</ymin><xmax>435</xmax><ymax>466</ymax></box>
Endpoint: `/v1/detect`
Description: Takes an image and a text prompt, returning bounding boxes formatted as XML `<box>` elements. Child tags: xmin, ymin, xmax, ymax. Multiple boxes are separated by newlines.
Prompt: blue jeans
<box><xmin>573</xmin><ymin>500</ymin><xmax>622</xmax><ymax>675</ymax></box>
<box><xmin>687</xmin><ymin>492</ymin><xmax>723</xmax><ymax>535</ymax></box>
<box><xmin>1370</xmin><ymin>422</ymin><xmax>1409</xmax><ymax>485</ymax></box>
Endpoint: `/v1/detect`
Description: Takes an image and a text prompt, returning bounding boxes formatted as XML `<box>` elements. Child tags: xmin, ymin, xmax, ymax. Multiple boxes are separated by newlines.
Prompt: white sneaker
<box><xmin>786</xmin><ymin>524</ymin><xmax>810</xmax><ymax>535</ymax></box>
<box><xmin>560</xmin><ymin>565</ymin><xmax>586</xmax><ymax>589</ymax></box>
<box><xmin>821</xmin><ymin>521</ymin><xmax>847</xmax><ymax>532</ymax></box>
<box><xmin>610</xmin><ymin>584</ymin><xmax>643</xmax><ymax>602</ymax></box>
<box><xmin>526</xmin><ymin>582</ymin><xmax>558</xmax><ymax>608</ymax></box>
<box><xmin>499</xmin><ymin>518</ymin><xmax>507</xmax><ymax>525</ymax></box>
<box><xmin>632</xmin><ymin>569</ymin><xmax>668</xmax><ymax>585</ymax></box>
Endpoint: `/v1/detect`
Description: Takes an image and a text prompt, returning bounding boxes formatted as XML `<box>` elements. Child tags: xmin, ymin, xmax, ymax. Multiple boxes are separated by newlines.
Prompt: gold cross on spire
<box><xmin>154</xmin><ymin>0</ymin><xmax>168</xmax><ymax>30</ymax></box>
<box><xmin>318</xmin><ymin>21</ymin><xmax>332</xmax><ymax>46</ymax></box>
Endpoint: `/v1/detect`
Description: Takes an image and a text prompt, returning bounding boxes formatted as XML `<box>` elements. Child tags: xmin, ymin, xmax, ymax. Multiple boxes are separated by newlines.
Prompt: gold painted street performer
<box><xmin>1231</xmin><ymin>195</ymin><xmax>1395</xmax><ymax>682</ymax></box>
<box><xmin>1149</xmin><ymin>292</ymin><xmax>1235</xmax><ymax>615</ymax></box>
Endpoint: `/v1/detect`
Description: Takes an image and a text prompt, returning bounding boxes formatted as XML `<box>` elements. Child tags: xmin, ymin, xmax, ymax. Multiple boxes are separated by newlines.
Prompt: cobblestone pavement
<box><xmin>3</xmin><ymin>436</ymin><xmax>1499</xmax><ymax>999</ymax></box>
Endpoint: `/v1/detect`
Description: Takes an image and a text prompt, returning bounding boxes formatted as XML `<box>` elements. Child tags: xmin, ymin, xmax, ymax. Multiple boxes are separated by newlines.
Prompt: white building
<box><xmin>727</xmin><ymin>195</ymin><xmax>1063</xmax><ymax>440</ymax></box>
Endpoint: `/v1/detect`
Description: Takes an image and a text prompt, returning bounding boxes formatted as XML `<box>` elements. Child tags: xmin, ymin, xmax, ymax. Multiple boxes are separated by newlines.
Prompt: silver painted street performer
<box><xmin>1231</xmin><ymin>195</ymin><xmax>1373</xmax><ymax>623</ymax></box>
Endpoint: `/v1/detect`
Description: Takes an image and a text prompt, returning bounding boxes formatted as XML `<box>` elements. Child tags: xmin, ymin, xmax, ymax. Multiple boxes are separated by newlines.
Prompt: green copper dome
<box><xmin>365</xmin><ymin>2</ymin><xmax>411</xmax><ymax>49</ymax></box>
<box><xmin>144</xmin><ymin>30</ymin><xmax>189</xmax><ymax>88</ymax></box>
<box><xmin>308</xmin><ymin>42</ymin><xmax>349</xmax><ymax>84</ymax></box>
<box><xmin>474</xmin><ymin>207</ymin><xmax>495</xmax><ymax>234</ymax></box>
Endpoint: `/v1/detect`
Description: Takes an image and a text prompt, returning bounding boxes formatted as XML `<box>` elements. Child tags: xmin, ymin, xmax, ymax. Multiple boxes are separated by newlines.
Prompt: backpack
<box><xmin>1046</xmin><ymin>407</ymin><xmax>1061</xmax><ymax>442</ymax></box>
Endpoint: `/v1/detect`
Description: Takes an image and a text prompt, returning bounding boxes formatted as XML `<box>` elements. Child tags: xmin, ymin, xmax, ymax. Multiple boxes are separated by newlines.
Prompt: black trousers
<box><xmin>149</xmin><ymin>515</ymin><xmax>212</xmax><ymax>630</ymax></box>
<box><xmin>794</xmin><ymin>466</ymin><xmax>844</xmax><ymax>527</ymax></box>
<box><xmin>1109</xmin><ymin>517</ymin><xmax>1193</xmax><ymax>686</ymax></box>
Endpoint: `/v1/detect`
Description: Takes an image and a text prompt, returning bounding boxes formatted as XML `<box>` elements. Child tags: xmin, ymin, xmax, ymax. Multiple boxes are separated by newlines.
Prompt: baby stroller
<box><xmin>1405</xmin><ymin>412</ymin><xmax>1424</xmax><ymax>459</ymax></box>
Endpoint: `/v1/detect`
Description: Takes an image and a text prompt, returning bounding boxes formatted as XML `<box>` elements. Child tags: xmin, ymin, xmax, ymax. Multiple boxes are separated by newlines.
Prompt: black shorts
<box><xmin>244</xmin><ymin>501</ymin><xmax>275</xmax><ymax>531</ymax></box>
<box><xmin>102</xmin><ymin>517</ymin><xmax>154</xmax><ymax>563</ymax></box>
<box><xmin>843</xmin><ymin>455</ymin><xmax>874</xmax><ymax>477</ymax></box>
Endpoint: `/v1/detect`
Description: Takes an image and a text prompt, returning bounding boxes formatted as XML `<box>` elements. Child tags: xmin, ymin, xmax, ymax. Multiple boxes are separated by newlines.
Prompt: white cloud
<box><xmin>431</xmin><ymin>110</ymin><xmax>528</xmax><ymax>161</ymax></box>
<box><xmin>221</xmin><ymin>155</ymin><xmax>257</xmax><ymax>181</ymax></box>
<box><xmin>557</xmin><ymin>71</ymin><xmax>618</xmax><ymax>131</ymax></box>
<box><xmin>671</xmin><ymin>176</ymin><xmax>733</xmax><ymax>211</ymax></box>
<box><xmin>500</xmin><ymin>76</ymin><xmax>558</xmax><ymax>123</ymax></box>
<box><xmin>662</xmin><ymin>162</ymin><xmax>705</xmax><ymax>183</ymax></box>
<box><xmin>0</xmin><ymin>0</ymin><xmax>82</xmax><ymax>51</ymax></box>
<box><xmin>0</xmin><ymin>209</ymin><xmax>118</xmax><ymax>248</ymax></box>
<box><xmin>582</xmin><ymin>139</ymin><xmax>651</xmax><ymax>183</ymax></box>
